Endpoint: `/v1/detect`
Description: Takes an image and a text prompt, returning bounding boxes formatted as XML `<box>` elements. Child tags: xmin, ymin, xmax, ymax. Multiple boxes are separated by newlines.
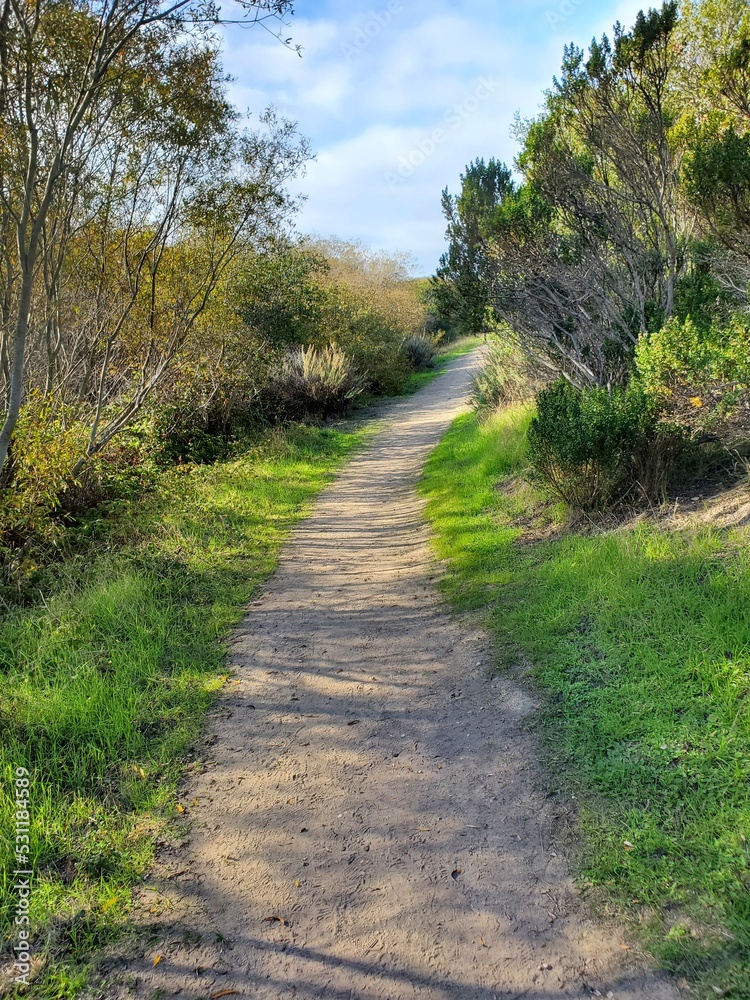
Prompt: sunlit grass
<box><xmin>421</xmin><ymin>405</ymin><xmax>750</xmax><ymax>999</ymax></box>
<box><xmin>0</xmin><ymin>422</ymin><xmax>367</xmax><ymax>997</ymax></box>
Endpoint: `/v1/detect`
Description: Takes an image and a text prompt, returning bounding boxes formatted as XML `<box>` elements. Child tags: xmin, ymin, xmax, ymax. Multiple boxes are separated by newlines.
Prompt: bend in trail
<box><xmin>115</xmin><ymin>352</ymin><xmax>678</xmax><ymax>1000</ymax></box>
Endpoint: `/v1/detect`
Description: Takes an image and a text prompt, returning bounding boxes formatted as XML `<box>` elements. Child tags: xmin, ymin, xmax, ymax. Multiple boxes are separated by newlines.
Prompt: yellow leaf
<box><xmin>690</xmin><ymin>396</ymin><xmax>703</xmax><ymax>408</ymax></box>
<box><xmin>176</xmin><ymin>804</ymin><xmax>185</xmax><ymax>813</ymax></box>
<box><xmin>101</xmin><ymin>896</ymin><xmax>118</xmax><ymax>911</ymax></box>
<box><xmin>153</xmin><ymin>954</ymin><xmax>163</xmax><ymax>967</ymax></box>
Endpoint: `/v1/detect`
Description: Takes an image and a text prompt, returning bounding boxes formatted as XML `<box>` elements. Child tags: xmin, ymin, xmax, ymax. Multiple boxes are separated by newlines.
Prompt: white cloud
<box><xmin>221</xmin><ymin>0</ymin><xmax>652</xmax><ymax>274</ymax></box>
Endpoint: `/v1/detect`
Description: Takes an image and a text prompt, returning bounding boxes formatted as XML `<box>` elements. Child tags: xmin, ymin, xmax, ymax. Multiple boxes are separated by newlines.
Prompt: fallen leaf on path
<box><xmin>262</xmin><ymin>915</ymin><xmax>287</xmax><ymax>925</ymax></box>
<box><xmin>192</xmin><ymin>797</ymin><xmax>199</xmax><ymax>806</ymax></box>
<box><xmin>176</xmin><ymin>804</ymin><xmax>184</xmax><ymax>813</ymax></box>
<box><xmin>451</xmin><ymin>869</ymin><xmax>462</xmax><ymax>880</ymax></box>
<box><xmin>152</xmin><ymin>955</ymin><xmax>163</xmax><ymax>967</ymax></box>
<box><xmin>347</xmin><ymin>719</ymin><xmax>361</xmax><ymax>726</ymax></box>
<box><xmin>210</xmin><ymin>990</ymin><xmax>239</xmax><ymax>998</ymax></box>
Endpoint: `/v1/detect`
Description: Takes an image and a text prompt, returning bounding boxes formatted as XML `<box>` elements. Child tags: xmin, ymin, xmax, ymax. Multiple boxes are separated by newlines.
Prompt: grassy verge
<box><xmin>420</xmin><ymin>405</ymin><xmax>750</xmax><ymax>999</ymax></box>
<box><xmin>0</xmin><ymin>422</ymin><xmax>369</xmax><ymax>998</ymax></box>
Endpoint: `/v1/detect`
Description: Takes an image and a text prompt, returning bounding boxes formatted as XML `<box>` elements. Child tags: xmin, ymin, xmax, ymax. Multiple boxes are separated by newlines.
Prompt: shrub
<box><xmin>329</xmin><ymin>332</ymin><xmax>412</xmax><ymax>397</ymax></box>
<box><xmin>400</xmin><ymin>334</ymin><xmax>437</xmax><ymax>372</ymax></box>
<box><xmin>149</xmin><ymin>337</ymin><xmax>284</xmax><ymax>464</ymax></box>
<box><xmin>266</xmin><ymin>344</ymin><xmax>366</xmax><ymax>420</ymax></box>
<box><xmin>636</xmin><ymin>314</ymin><xmax>750</xmax><ymax>437</ymax></box>
<box><xmin>471</xmin><ymin>336</ymin><xmax>547</xmax><ymax>410</ymax></box>
<box><xmin>528</xmin><ymin>378</ymin><xmax>688</xmax><ymax>509</ymax></box>
<box><xmin>0</xmin><ymin>401</ymin><xmax>148</xmax><ymax>596</ymax></box>
<box><xmin>0</xmin><ymin>400</ymin><xmax>85</xmax><ymax>554</ymax></box>
<box><xmin>152</xmin><ymin>376</ymin><xmax>262</xmax><ymax>465</ymax></box>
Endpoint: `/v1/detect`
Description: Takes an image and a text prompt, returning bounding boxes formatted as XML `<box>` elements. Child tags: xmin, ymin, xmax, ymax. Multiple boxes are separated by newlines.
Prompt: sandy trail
<box><xmin>115</xmin><ymin>353</ymin><xmax>678</xmax><ymax>1000</ymax></box>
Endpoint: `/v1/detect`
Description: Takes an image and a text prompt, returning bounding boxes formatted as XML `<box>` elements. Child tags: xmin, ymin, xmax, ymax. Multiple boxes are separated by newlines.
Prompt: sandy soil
<box><xmin>112</xmin><ymin>352</ymin><xmax>679</xmax><ymax>1000</ymax></box>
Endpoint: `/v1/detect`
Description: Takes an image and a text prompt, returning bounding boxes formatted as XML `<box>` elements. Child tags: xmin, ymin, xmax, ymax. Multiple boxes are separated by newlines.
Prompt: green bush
<box><xmin>152</xmin><ymin>375</ymin><xmax>264</xmax><ymax>465</ymax></box>
<box><xmin>266</xmin><ymin>344</ymin><xmax>366</xmax><ymax>419</ymax></box>
<box><xmin>636</xmin><ymin>314</ymin><xmax>750</xmax><ymax>436</ymax></box>
<box><xmin>0</xmin><ymin>401</ymin><xmax>84</xmax><ymax>552</ymax></box>
<box><xmin>528</xmin><ymin>378</ymin><xmax>688</xmax><ymax>509</ymax></box>
<box><xmin>342</xmin><ymin>339</ymin><xmax>413</xmax><ymax>396</ymax></box>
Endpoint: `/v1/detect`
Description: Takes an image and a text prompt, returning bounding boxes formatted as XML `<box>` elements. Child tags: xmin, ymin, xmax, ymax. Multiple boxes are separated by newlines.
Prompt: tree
<box><xmin>237</xmin><ymin>242</ymin><xmax>329</xmax><ymax>347</ymax></box>
<box><xmin>679</xmin><ymin>0</ymin><xmax>750</xmax><ymax>284</ymax></box>
<box><xmin>0</xmin><ymin>0</ymin><xmax>296</xmax><ymax>481</ymax></box>
<box><xmin>478</xmin><ymin>3</ymin><xmax>687</xmax><ymax>386</ymax></box>
<box><xmin>431</xmin><ymin>158</ymin><xmax>513</xmax><ymax>337</ymax></box>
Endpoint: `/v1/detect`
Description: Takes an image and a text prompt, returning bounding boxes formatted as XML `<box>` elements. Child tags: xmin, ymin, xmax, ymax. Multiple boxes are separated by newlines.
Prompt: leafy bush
<box><xmin>636</xmin><ymin>314</ymin><xmax>750</xmax><ymax>436</ymax></box>
<box><xmin>0</xmin><ymin>401</ymin><xmax>85</xmax><ymax>554</ymax></box>
<box><xmin>400</xmin><ymin>333</ymin><xmax>437</xmax><ymax>372</ymax></box>
<box><xmin>266</xmin><ymin>344</ymin><xmax>366</xmax><ymax>419</ymax></box>
<box><xmin>152</xmin><ymin>376</ymin><xmax>263</xmax><ymax>465</ymax></box>
<box><xmin>528</xmin><ymin>378</ymin><xmax>688</xmax><ymax>509</ymax></box>
<box><xmin>471</xmin><ymin>335</ymin><xmax>546</xmax><ymax>409</ymax></box>
<box><xmin>0</xmin><ymin>401</ymin><xmax>149</xmax><ymax>598</ymax></box>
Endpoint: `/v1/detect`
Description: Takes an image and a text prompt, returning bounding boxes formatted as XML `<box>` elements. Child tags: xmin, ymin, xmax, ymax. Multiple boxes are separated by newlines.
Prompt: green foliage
<box><xmin>527</xmin><ymin>378</ymin><xmax>681</xmax><ymax>508</ymax></box>
<box><xmin>334</xmin><ymin>331</ymin><xmax>412</xmax><ymax>397</ymax></box>
<box><xmin>435</xmin><ymin>0</ymin><xmax>750</xmax><ymax>404</ymax></box>
<box><xmin>421</xmin><ymin>406</ymin><xmax>750</xmax><ymax>998</ymax></box>
<box><xmin>152</xmin><ymin>376</ymin><xmax>265</xmax><ymax>466</ymax></box>
<box><xmin>636</xmin><ymin>314</ymin><xmax>750</xmax><ymax>433</ymax></box>
<box><xmin>0</xmin><ymin>420</ymin><xmax>365</xmax><ymax>995</ymax></box>
<box><xmin>432</xmin><ymin>158</ymin><xmax>513</xmax><ymax>337</ymax></box>
<box><xmin>683</xmin><ymin>123</ymin><xmax>750</xmax><ymax>238</ymax></box>
<box><xmin>0</xmin><ymin>401</ymin><xmax>86</xmax><ymax>552</ymax></box>
<box><xmin>672</xmin><ymin>256</ymin><xmax>735</xmax><ymax>328</ymax></box>
<box><xmin>237</xmin><ymin>245</ymin><xmax>329</xmax><ymax>347</ymax></box>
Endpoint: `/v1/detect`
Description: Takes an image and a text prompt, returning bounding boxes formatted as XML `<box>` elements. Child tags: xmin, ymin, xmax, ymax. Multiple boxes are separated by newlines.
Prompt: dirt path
<box><xmin>115</xmin><ymin>353</ymin><xmax>679</xmax><ymax>1000</ymax></box>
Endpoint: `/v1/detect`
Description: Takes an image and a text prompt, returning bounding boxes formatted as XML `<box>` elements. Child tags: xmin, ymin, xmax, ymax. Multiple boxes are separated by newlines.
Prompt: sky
<box><xmin>221</xmin><ymin>0</ymin><xmax>650</xmax><ymax>276</ymax></box>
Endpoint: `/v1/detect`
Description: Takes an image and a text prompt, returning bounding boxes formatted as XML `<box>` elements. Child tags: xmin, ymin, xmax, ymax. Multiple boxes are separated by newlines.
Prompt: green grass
<box><xmin>420</xmin><ymin>405</ymin><xmax>750</xmax><ymax>999</ymax></box>
<box><xmin>0</xmin><ymin>422</ymin><xmax>368</xmax><ymax>997</ymax></box>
